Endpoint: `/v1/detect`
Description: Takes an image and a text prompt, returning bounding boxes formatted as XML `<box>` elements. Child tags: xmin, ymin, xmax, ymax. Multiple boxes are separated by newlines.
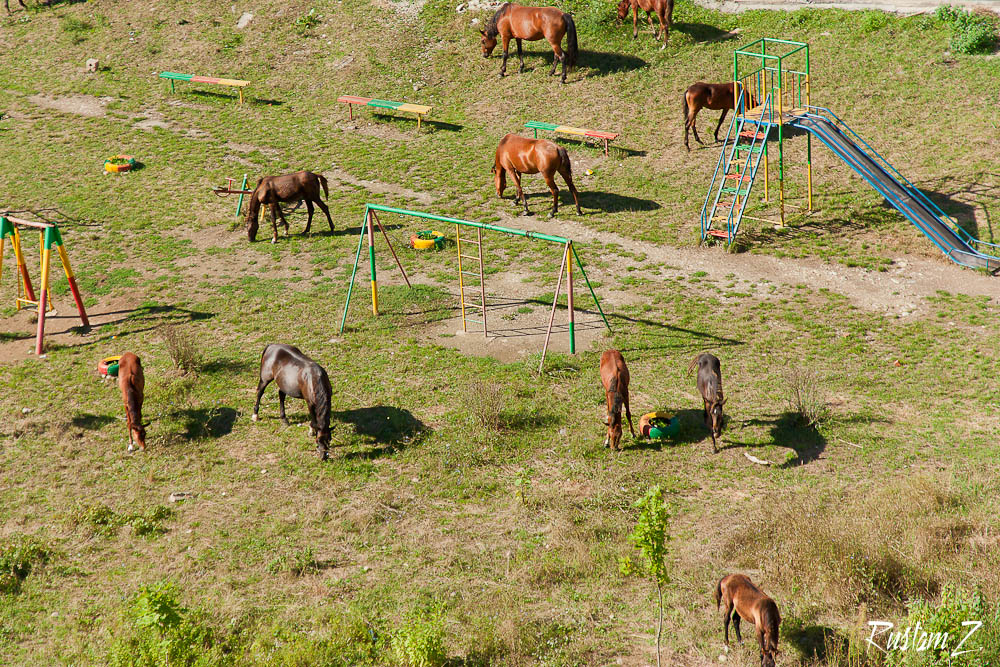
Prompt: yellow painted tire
<box><xmin>409</xmin><ymin>230</ymin><xmax>445</xmax><ymax>250</ymax></box>
<box><xmin>640</xmin><ymin>411</ymin><xmax>679</xmax><ymax>439</ymax></box>
<box><xmin>98</xmin><ymin>355</ymin><xmax>122</xmax><ymax>378</ymax></box>
<box><xmin>104</xmin><ymin>155</ymin><xmax>135</xmax><ymax>173</ymax></box>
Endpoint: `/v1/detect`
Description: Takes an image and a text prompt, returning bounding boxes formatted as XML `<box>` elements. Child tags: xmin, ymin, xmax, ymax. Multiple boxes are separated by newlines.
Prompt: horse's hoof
<box><xmin>309</xmin><ymin>426</ymin><xmax>316</xmax><ymax>436</ymax></box>
<box><xmin>127</xmin><ymin>443</ymin><xmax>134</xmax><ymax>453</ymax></box>
<box><xmin>251</xmin><ymin>413</ymin><xmax>259</xmax><ymax>422</ymax></box>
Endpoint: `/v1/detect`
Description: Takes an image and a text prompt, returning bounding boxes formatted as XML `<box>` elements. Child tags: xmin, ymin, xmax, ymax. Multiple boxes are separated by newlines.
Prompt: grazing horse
<box><xmin>715</xmin><ymin>574</ymin><xmax>781</xmax><ymax>667</ymax></box>
<box><xmin>245</xmin><ymin>171</ymin><xmax>333</xmax><ymax>244</ymax></box>
<box><xmin>600</xmin><ymin>349</ymin><xmax>636</xmax><ymax>450</ymax></box>
<box><xmin>479</xmin><ymin>3</ymin><xmax>578</xmax><ymax>83</ymax></box>
<box><xmin>252</xmin><ymin>344</ymin><xmax>332</xmax><ymax>460</ymax></box>
<box><xmin>616</xmin><ymin>0</ymin><xmax>674</xmax><ymax>48</ymax></box>
<box><xmin>688</xmin><ymin>352</ymin><xmax>725</xmax><ymax>452</ymax></box>
<box><xmin>118</xmin><ymin>352</ymin><xmax>147</xmax><ymax>453</ymax></box>
<box><xmin>683</xmin><ymin>82</ymin><xmax>747</xmax><ymax>151</ymax></box>
<box><xmin>493</xmin><ymin>134</ymin><xmax>582</xmax><ymax>217</ymax></box>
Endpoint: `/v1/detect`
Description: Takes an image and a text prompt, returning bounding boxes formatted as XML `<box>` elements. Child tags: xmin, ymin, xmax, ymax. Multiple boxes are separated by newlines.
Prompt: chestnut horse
<box><xmin>688</xmin><ymin>352</ymin><xmax>725</xmax><ymax>452</ymax></box>
<box><xmin>600</xmin><ymin>350</ymin><xmax>636</xmax><ymax>450</ymax></box>
<box><xmin>616</xmin><ymin>0</ymin><xmax>674</xmax><ymax>48</ymax></box>
<box><xmin>479</xmin><ymin>3</ymin><xmax>578</xmax><ymax>83</ymax></box>
<box><xmin>252</xmin><ymin>344</ymin><xmax>332</xmax><ymax>460</ymax></box>
<box><xmin>715</xmin><ymin>574</ymin><xmax>781</xmax><ymax>667</ymax></box>
<box><xmin>683</xmin><ymin>82</ymin><xmax>745</xmax><ymax>151</ymax></box>
<box><xmin>493</xmin><ymin>134</ymin><xmax>582</xmax><ymax>217</ymax></box>
<box><xmin>118</xmin><ymin>352</ymin><xmax>147</xmax><ymax>453</ymax></box>
<box><xmin>246</xmin><ymin>171</ymin><xmax>333</xmax><ymax>244</ymax></box>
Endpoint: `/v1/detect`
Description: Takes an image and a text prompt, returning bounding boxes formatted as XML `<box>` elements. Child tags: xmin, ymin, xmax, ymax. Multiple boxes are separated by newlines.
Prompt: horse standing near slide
<box><xmin>715</xmin><ymin>574</ymin><xmax>781</xmax><ymax>667</ymax></box>
<box><xmin>493</xmin><ymin>134</ymin><xmax>582</xmax><ymax>217</ymax></box>
<box><xmin>616</xmin><ymin>0</ymin><xmax>674</xmax><ymax>48</ymax></box>
<box><xmin>252</xmin><ymin>344</ymin><xmax>333</xmax><ymax>460</ymax></box>
<box><xmin>683</xmin><ymin>82</ymin><xmax>744</xmax><ymax>151</ymax></box>
<box><xmin>245</xmin><ymin>171</ymin><xmax>333</xmax><ymax>244</ymax></box>
<box><xmin>118</xmin><ymin>352</ymin><xmax>147</xmax><ymax>453</ymax></box>
<box><xmin>600</xmin><ymin>349</ymin><xmax>636</xmax><ymax>450</ymax></box>
<box><xmin>688</xmin><ymin>352</ymin><xmax>725</xmax><ymax>452</ymax></box>
<box><xmin>479</xmin><ymin>3</ymin><xmax>578</xmax><ymax>83</ymax></box>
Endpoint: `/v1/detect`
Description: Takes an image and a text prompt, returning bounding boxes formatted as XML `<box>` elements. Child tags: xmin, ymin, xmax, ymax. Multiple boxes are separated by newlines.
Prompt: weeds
<box><xmin>466</xmin><ymin>381</ymin><xmax>506</xmax><ymax>432</ymax></box>
<box><xmin>936</xmin><ymin>6</ymin><xmax>998</xmax><ymax>55</ymax></box>
<box><xmin>162</xmin><ymin>325</ymin><xmax>201</xmax><ymax>373</ymax></box>
<box><xmin>784</xmin><ymin>366</ymin><xmax>830</xmax><ymax>427</ymax></box>
<box><xmin>0</xmin><ymin>534</ymin><xmax>50</xmax><ymax>594</ymax></box>
<box><xmin>60</xmin><ymin>16</ymin><xmax>93</xmax><ymax>44</ymax></box>
<box><xmin>78</xmin><ymin>504</ymin><xmax>173</xmax><ymax>538</ymax></box>
<box><xmin>390</xmin><ymin>602</ymin><xmax>447</xmax><ymax>667</ymax></box>
<box><xmin>293</xmin><ymin>8</ymin><xmax>321</xmax><ymax>36</ymax></box>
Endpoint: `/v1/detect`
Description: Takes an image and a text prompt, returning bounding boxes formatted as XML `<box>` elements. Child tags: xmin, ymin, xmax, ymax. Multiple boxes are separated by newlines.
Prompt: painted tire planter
<box><xmin>409</xmin><ymin>230</ymin><xmax>445</xmax><ymax>250</ymax></box>
<box><xmin>98</xmin><ymin>355</ymin><xmax>121</xmax><ymax>378</ymax></box>
<box><xmin>104</xmin><ymin>155</ymin><xmax>136</xmax><ymax>173</ymax></box>
<box><xmin>640</xmin><ymin>411</ymin><xmax>679</xmax><ymax>439</ymax></box>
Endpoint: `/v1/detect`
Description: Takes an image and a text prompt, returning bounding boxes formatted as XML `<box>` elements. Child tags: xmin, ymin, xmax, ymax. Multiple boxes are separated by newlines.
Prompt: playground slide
<box><xmin>790</xmin><ymin>111</ymin><xmax>1000</xmax><ymax>272</ymax></box>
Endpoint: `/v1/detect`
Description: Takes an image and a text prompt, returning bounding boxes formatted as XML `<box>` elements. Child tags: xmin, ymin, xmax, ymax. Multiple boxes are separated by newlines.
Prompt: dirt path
<box><xmin>693</xmin><ymin>0</ymin><xmax>994</xmax><ymax>13</ymax></box>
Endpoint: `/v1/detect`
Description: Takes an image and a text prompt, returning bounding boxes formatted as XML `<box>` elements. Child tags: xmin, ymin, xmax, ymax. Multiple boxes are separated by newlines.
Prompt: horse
<box><xmin>600</xmin><ymin>349</ymin><xmax>636</xmax><ymax>450</ymax></box>
<box><xmin>688</xmin><ymin>352</ymin><xmax>725</xmax><ymax>452</ymax></box>
<box><xmin>683</xmin><ymin>82</ymin><xmax>747</xmax><ymax>151</ymax></box>
<box><xmin>252</xmin><ymin>344</ymin><xmax>332</xmax><ymax>460</ymax></box>
<box><xmin>479</xmin><ymin>3</ymin><xmax>578</xmax><ymax>84</ymax></box>
<box><xmin>5</xmin><ymin>0</ymin><xmax>26</xmax><ymax>13</ymax></box>
<box><xmin>715</xmin><ymin>574</ymin><xmax>781</xmax><ymax>667</ymax></box>
<box><xmin>118</xmin><ymin>352</ymin><xmax>147</xmax><ymax>453</ymax></box>
<box><xmin>616</xmin><ymin>0</ymin><xmax>674</xmax><ymax>48</ymax></box>
<box><xmin>493</xmin><ymin>134</ymin><xmax>582</xmax><ymax>217</ymax></box>
<box><xmin>245</xmin><ymin>171</ymin><xmax>333</xmax><ymax>244</ymax></box>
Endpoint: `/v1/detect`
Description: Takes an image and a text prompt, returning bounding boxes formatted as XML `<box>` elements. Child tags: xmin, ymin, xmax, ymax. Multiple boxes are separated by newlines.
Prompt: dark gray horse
<box><xmin>688</xmin><ymin>352</ymin><xmax>725</xmax><ymax>452</ymax></box>
<box><xmin>245</xmin><ymin>171</ymin><xmax>333</xmax><ymax>243</ymax></box>
<box><xmin>252</xmin><ymin>344</ymin><xmax>332</xmax><ymax>459</ymax></box>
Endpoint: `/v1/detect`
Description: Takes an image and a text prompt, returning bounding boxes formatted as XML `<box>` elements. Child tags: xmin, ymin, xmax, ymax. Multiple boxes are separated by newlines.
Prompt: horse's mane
<box><xmin>483</xmin><ymin>2</ymin><xmax>512</xmax><ymax>38</ymax></box>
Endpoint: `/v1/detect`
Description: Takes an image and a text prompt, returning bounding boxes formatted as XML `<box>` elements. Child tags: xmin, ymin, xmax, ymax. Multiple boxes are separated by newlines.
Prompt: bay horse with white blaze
<box><xmin>480</xmin><ymin>3</ymin><xmax>578</xmax><ymax>83</ymax></box>
<box><xmin>252</xmin><ymin>344</ymin><xmax>333</xmax><ymax>460</ymax></box>
<box><xmin>616</xmin><ymin>0</ymin><xmax>674</xmax><ymax>48</ymax></box>
<box><xmin>494</xmin><ymin>134</ymin><xmax>582</xmax><ymax>217</ymax></box>
<box><xmin>715</xmin><ymin>574</ymin><xmax>781</xmax><ymax>667</ymax></box>
<box><xmin>600</xmin><ymin>349</ymin><xmax>635</xmax><ymax>450</ymax></box>
<box><xmin>118</xmin><ymin>352</ymin><xmax>147</xmax><ymax>453</ymax></box>
<box><xmin>246</xmin><ymin>171</ymin><xmax>333</xmax><ymax>244</ymax></box>
<box><xmin>688</xmin><ymin>352</ymin><xmax>725</xmax><ymax>452</ymax></box>
<box><xmin>683</xmin><ymin>82</ymin><xmax>744</xmax><ymax>151</ymax></box>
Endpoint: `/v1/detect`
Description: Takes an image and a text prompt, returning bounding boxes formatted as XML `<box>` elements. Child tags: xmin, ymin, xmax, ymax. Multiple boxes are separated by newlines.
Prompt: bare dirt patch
<box><xmin>325</xmin><ymin>166</ymin><xmax>435</xmax><ymax>205</ymax></box>
<box><xmin>28</xmin><ymin>94</ymin><xmax>115</xmax><ymax>118</ymax></box>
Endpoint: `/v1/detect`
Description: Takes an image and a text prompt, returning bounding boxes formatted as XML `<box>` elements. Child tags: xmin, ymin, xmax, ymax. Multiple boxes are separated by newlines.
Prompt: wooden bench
<box><xmin>338</xmin><ymin>95</ymin><xmax>432</xmax><ymax>130</ymax></box>
<box><xmin>525</xmin><ymin>121</ymin><xmax>620</xmax><ymax>156</ymax></box>
<box><xmin>159</xmin><ymin>72</ymin><xmax>250</xmax><ymax>104</ymax></box>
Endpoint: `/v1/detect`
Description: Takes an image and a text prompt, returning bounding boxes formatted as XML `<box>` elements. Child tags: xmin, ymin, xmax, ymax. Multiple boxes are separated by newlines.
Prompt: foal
<box><xmin>688</xmin><ymin>352</ymin><xmax>725</xmax><ymax>452</ymax></box>
<box><xmin>252</xmin><ymin>344</ymin><xmax>332</xmax><ymax>460</ymax></box>
<box><xmin>118</xmin><ymin>352</ymin><xmax>147</xmax><ymax>453</ymax></box>
<box><xmin>715</xmin><ymin>574</ymin><xmax>781</xmax><ymax>667</ymax></box>
<box><xmin>599</xmin><ymin>349</ymin><xmax>636</xmax><ymax>450</ymax></box>
<box><xmin>616</xmin><ymin>0</ymin><xmax>674</xmax><ymax>48</ymax></box>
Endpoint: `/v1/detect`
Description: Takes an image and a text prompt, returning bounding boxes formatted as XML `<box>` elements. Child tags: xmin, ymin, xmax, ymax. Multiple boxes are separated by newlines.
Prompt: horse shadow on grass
<box><xmin>334</xmin><ymin>405</ymin><xmax>428</xmax><ymax>459</ymax></box>
<box><xmin>673</xmin><ymin>22</ymin><xmax>737</xmax><ymax>43</ymax></box>
<box><xmin>515</xmin><ymin>189</ymin><xmax>659</xmax><ymax>214</ymax></box>
<box><xmin>581</xmin><ymin>50</ymin><xmax>646</xmax><ymax>76</ymax></box>
<box><xmin>719</xmin><ymin>412</ymin><xmax>826</xmax><ymax>467</ymax></box>
<box><xmin>783</xmin><ymin>622</ymin><xmax>841</xmax><ymax>663</ymax></box>
<box><xmin>71</xmin><ymin>413</ymin><xmax>116</xmax><ymax>429</ymax></box>
<box><xmin>175</xmin><ymin>406</ymin><xmax>238</xmax><ymax>441</ymax></box>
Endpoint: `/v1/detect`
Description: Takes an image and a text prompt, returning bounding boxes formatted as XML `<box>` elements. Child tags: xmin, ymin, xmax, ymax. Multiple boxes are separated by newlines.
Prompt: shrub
<box><xmin>294</xmin><ymin>8</ymin><xmax>322</xmax><ymax>36</ymax></box>
<box><xmin>936</xmin><ymin>6</ymin><xmax>998</xmax><ymax>55</ymax></box>
<box><xmin>162</xmin><ymin>325</ymin><xmax>201</xmax><ymax>373</ymax></box>
<box><xmin>626</xmin><ymin>485</ymin><xmax>671</xmax><ymax>667</ymax></box>
<box><xmin>466</xmin><ymin>381</ymin><xmax>505</xmax><ymax>432</ymax></box>
<box><xmin>783</xmin><ymin>366</ymin><xmax>829</xmax><ymax>427</ymax></box>
<box><xmin>390</xmin><ymin>603</ymin><xmax>447</xmax><ymax>667</ymax></box>
<box><xmin>78</xmin><ymin>504</ymin><xmax>172</xmax><ymax>538</ymax></box>
<box><xmin>0</xmin><ymin>535</ymin><xmax>50</xmax><ymax>594</ymax></box>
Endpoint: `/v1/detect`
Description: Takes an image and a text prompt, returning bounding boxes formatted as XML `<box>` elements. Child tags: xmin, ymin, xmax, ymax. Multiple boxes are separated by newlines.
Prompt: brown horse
<box><xmin>246</xmin><ymin>171</ymin><xmax>333</xmax><ymax>244</ymax></box>
<box><xmin>683</xmin><ymin>82</ymin><xmax>743</xmax><ymax>151</ymax></box>
<box><xmin>715</xmin><ymin>574</ymin><xmax>781</xmax><ymax>667</ymax></box>
<box><xmin>5</xmin><ymin>0</ymin><xmax>27</xmax><ymax>13</ymax></box>
<box><xmin>118</xmin><ymin>352</ymin><xmax>147</xmax><ymax>453</ymax></box>
<box><xmin>252</xmin><ymin>344</ymin><xmax>332</xmax><ymax>460</ymax></box>
<box><xmin>493</xmin><ymin>134</ymin><xmax>582</xmax><ymax>217</ymax></box>
<box><xmin>688</xmin><ymin>352</ymin><xmax>725</xmax><ymax>452</ymax></box>
<box><xmin>616</xmin><ymin>0</ymin><xmax>674</xmax><ymax>48</ymax></box>
<box><xmin>600</xmin><ymin>350</ymin><xmax>636</xmax><ymax>450</ymax></box>
<box><xmin>479</xmin><ymin>3</ymin><xmax>578</xmax><ymax>83</ymax></box>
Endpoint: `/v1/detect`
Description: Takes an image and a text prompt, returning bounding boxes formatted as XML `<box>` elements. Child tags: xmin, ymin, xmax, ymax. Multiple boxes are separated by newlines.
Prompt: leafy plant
<box><xmin>294</xmin><ymin>8</ymin><xmax>322</xmax><ymax>36</ymax></box>
<box><xmin>514</xmin><ymin>467</ymin><xmax>534</xmax><ymax>506</ymax></box>
<box><xmin>627</xmin><ymin>485</ymin><xmax>671</xmax><ymax>667</ymax></box>
<box><xmin>390</xmin><ymin>602</ymin><xmax>447</xmax><ymax>667</ymax></box>
<box><xmin>61</xmin><ymin>16</ymin><xmax>94</xmax><ymax>44</ymax></box>
<box><xmin>78</xmin><ymin>504</ymin><xmax>172</xmax><ymax>538</ymax></box>
<box><xmin>936</xmin><ymin>6</ymin><xmax>998</xmax><ymax>55</ymax></box>
<box><xmin>887</xmin><ymin>586</ymin><xmax>1000</xmax><ymax>666</ymax></box>
<box><xmin>0</xmin><ymin>535</ymin><xmax>50</xmax><ymax>594</ymax></box>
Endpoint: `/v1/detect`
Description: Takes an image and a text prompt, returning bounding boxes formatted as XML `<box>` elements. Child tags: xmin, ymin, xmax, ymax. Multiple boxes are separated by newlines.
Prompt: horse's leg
<box><xmin>692</xmin><ymin>111</ymin><xmax>704</xmax><ymax>145</ymax></box>
<box><xmin>733</xmin><ymin>612</ymin><xmax>743</xmax><ymax>643</ymax></box>
<box><xmin>252</xmin><ymin>377</ymin><xmax>272</xmax><ymax>422</ymax></box>
<box><xmin>499</xmin><ymin>34</ymin><xmax>510</xmax><ymax>77</ymax></box>
<box><xmin>307</xmin><ymin>402</ymin><xmax>316</xmax><ymax>436</ymax></box>
<box><xmin>275</xmin><ymin>203</ymin><xmax>291</xmax><ymax>237</ymax></box>
<box><xmin>516</xmin><ymin>38</ymin><xmax>525</xmax><ymax>73</ymax></box>
<box><xmin>509</xmin><ymin>169</ymin><xmax>529</xmax><ymax>215</ymax></box>
<box><xmin>632</xmin><ymin>6</ymin><xmax>639</xmax><ymax>39</ymax></box>
<box><xmin>657</xmin><ymin>9</ymin><xmax>667</xmax><ymax>45</ymax></box>
<box><xmin>685</xmin><ymin>103</ymin><xmax>693</xmax><ymax>151</ymax></box>
<box><xmin>722</xmin><ymin>601</ymin><xmax>733</xmax><ymax>645</ymax></box>
<box><xmin>624</xmin><ymin>391</ymin><xmax>636</xmax><ymax>437</ymax></box>
<box><xmin>543</xmin><ymin>171</ymin><xmax>559</xmax><ymax>217</ymax></box>
<box><xmin>314</xmin><ymin>197</ymin><xmax>334</xmax><ymax>231</ymax></box>
<box><xmin>559</xmin><ymin>165</ymin><xmax>583</xmax><ymax>215</ymax></box>
<box><xmin>303</xmin><ymin>200</ymin><xmax>314</xmax><ymax>234</ymax></box>
<box><xmin>278</xmin><ymin>390</ymin><xmax>289</xmax><ymax>425</ymax></box>
<box><xmin>714</xmin><ymin>108</ymin><xmax>728</xmax><ymax>143</ymax></box>
<box><xmin>549</xmin><ymin>42</ymin><xmax>564</xmax><ymax>78</ymax></box>
<box><xmin>268</xmin><ymin>203</ymin><xmax>279</xmax><ymax>244</ymax></box>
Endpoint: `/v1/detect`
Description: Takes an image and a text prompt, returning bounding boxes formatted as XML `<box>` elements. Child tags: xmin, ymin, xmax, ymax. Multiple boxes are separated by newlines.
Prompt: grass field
<box><xmin>1</xmin><ymin>0</ymin><xmax>999</xmax><ymax>665</ymax></box>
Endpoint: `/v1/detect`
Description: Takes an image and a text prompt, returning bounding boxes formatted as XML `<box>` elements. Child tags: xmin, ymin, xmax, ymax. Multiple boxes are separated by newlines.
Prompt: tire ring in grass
<box><xmin>98</xmin><ymin>355</ymin><xmax>121</xmax><ymax>378</ymax></box>
<box><xmin>640</xmin><ymin>411</ymin><xmax>679</xmax><ymax>439</ymax></box>
<box><xmin>409</xmin><ymin>230</ymin><xmax>445</xmax><ymax>250</ymax></box>
<box><xmin>104</xmin><ymin>155</ymin><xmax>136</xmax><ymax>173</ymax></box>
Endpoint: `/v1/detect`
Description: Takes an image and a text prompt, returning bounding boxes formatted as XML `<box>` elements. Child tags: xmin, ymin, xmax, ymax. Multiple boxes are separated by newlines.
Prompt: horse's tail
<box><xmin>318</xmin><ymin>174</ymin><xmax>329</xmax><ymax>200</ymax></box>
<box><xmin>682</xmin><ymin>89</ymin><xmax>689</xmax><ymax>127</ymax></box>
<box><xmin>557</xmin><ymin>146</ymin><xmax>572</xmax><ymax>174</ymax></box>
<box><xmin>563</xmin><ymin>13</ymin><xmax>578</xmax><ymax>70</ymax></box>
<box><xmin>714</xmin><ymin>576</ymin><xmax>724</xmax><ymax>609</ymax></box>
<box><xmin>687</xmin><ymin>353</ymin><xmax>703</xmax><ymax>375</ymax></box>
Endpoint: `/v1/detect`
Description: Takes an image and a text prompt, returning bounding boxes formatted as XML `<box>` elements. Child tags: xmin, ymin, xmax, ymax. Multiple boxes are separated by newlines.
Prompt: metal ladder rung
<box><xmin>464</xmin><ymin>318</ymin><xmax>484</xmax><ymax>324</ymax></box>
<box><xmin>456</xmin><ymin>238</ymin><xmax>480</xmax><ymax>245</ymax></box>
<box><xmin>462</xmin><ymin>302</ymin><xmax>484</xmax><ymax>310</ymax></box>
<box><xmin>460</xmin><ymin>270</ymin><xmax>482</xmax><ymax>277</ymax></box>
<box><xmin>459</xmin><ymin>254</ymin><xmax>481</xmax><ymax>262</ymax></box>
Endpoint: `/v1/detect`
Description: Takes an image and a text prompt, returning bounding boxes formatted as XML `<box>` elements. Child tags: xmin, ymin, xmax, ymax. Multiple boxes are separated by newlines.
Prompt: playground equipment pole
<box><xmin>805</xmin><ymin>57</ymin><xmax>813</xmax><ymax>211</ymax></box>
<box><xmin>566</xmin><ymin>241</ymin><xmax>575</xmax><ymax>354</ymax></box>
<box><xmin>235</xmin><ymin>174</ymin><xmax>248</xmax><ymax>219</ymax></box>
<box><xmin>367</xmin><ymin>209</ymin><xmax>378</xmax><ymax>315</ymax></box>
<box><xmin>35</xmin><ymin>233</ymin><xmax>52</xmax><ymax>355</ymax></box>
<box><xmin>539</xmin><ymin>243</ymin><xmax>568</xmax><ymax>373</ymax></box>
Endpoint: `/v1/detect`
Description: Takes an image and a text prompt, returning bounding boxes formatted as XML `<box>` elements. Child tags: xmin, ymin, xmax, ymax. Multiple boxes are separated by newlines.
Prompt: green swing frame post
<box><xmin>339</xmin><ymin>204</ymin><xmax>610</xmax><ymax>367</ymax></box>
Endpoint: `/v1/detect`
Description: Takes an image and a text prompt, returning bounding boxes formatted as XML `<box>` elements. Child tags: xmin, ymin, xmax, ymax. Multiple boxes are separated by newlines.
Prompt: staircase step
<box><xmin>735</xmin><ymin>144</ymin><xmax>763</xmax><ymax>153</ymax></box>
<box><xmin>721</xmin><ymin>187</ymin><xmax>751</xmax><ymax>196</ymax></box>
<box><xmin>707</xmin><ymin>229</ymin><xmax>731</xmax><ymax>239</ymax></box>
<box><xmin>739</xmin><ymin>130</ymin><xmax>768</xmax><ymax>140</ymax></box>
<box><xmin>724</xmin><ymin>173</ymin><xmax>745</xmax><ymax>180</ymax></box>
<box><xmin>715</xmin><ymin>201</ymin><xmax>733</xmax><ymax>209</ymax></box>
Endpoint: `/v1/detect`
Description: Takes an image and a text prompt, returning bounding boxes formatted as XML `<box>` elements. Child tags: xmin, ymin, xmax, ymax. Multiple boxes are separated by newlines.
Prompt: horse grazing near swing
<box><xmin>252</xmin><ymin>344</ymin><xmax>333</xmax><ymax>460</ymax></box>
<box><xmin>683</xmin><ymin>81</ymin><xmax>748</xmax><ymax>151</ymax></box>
<box><xmin>479</xmin><ymin>3</ymin><xmax>578</xmax><ymax>83</ymax></box>
<box><xmin>245</xmin><ymin>171</ymin><xmax>333</xmax><ymax>244</ymax></box>
<box><xmin>600</xmin><ymin>350</ymin><xmax>636</xmax><ymax>451</ymax></box>
<box><xmin>616</xmin><ymin>0</ymin><xmax>674</xmax><ymax>48</ymax></box>
<box><xmin>118</xmin><ymin>352</ymin><xmax>148</xmax><ymax>453</ymax></box>
<box><xmin>688</xmin><ymin>352</ymin><xmax>725</xmax><ymax>452</ymax></box>
<box><xmin>715</xmin><ymin>574</ymin><xmax>781</xmax><ymax>667</ymax></box>
<box><xmin>493</xmin><ymin>134</ymin><xmax>582</xmax><ymax>217</ymax></box>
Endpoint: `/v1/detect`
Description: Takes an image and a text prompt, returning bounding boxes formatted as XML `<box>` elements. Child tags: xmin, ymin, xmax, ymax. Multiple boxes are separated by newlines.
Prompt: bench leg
<box><xmin>416</xmin><ymin>113</ymin><xmax>421</xmax><ymax>131</ymax></box>
<box><xmin>604</xmin><ymin>138</ymin><xmax>609</xmax><ymax>156</ymax></box>
<box><xmin>348</xmin><ymin>104</ymin><xmax>353</xmax><ymax>121</ymax></box>
<box><xmin>533</xmin><ymin>128</ymin><xmax>538</xmax><ymax>139</ymax></box>
<box><xmin>239</xmin><ymin>88</ymin><xmax>244</xmax><ymax>105</ymax></box>
<box><xmin>169</xmin><ymin>80</ymin><xmax>175</xmax><ymax>94</ymax></box>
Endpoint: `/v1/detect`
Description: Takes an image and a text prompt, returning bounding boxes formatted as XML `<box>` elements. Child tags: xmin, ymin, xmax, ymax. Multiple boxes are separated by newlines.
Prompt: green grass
<box><xmin>1</xmin><ymin>1</ymin><xmax>999</xmax><ymax>665</ymax></box>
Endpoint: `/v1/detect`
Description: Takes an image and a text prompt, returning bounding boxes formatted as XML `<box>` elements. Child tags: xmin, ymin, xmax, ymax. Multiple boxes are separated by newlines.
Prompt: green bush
<box><xmin>294</xmin><ymin>9</ymin><xmax>322</xmax><ymax>36</ymax></box>
<box><xmin>935</xmin><ymin>6</ymin><xmax>998</xmax><ymax>55</ymax></box>
<box><xmin>78</xmin><ymin>504</ymin><xmax>173</xmax><ymax>538</ymax></box>
<box><xmin>390</xmin><ymin>603</ymin><xmax>447</xmax><ymax>667</ymax></box>
<box><xmin>0</xmin><ymin>535</ymin><xmax>50</xmax><ymax>594</ymax></box>
<box><xmin>886</xmin><ymin>586</ymin><xmax>1000</xmax><ymax>666</ymax></box>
